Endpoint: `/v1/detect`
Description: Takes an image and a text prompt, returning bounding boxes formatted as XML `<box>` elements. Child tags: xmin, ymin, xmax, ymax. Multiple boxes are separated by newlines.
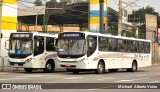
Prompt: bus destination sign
<box><xmin>12</xmin><ymin>34</ymin><xmax>30</xmax><ymax>37</ymax></box>
<box><xmin>11</xmin><ymin>33</ymin><xmax>32</xmax><ymax>39</ymax></box>
<box><xmin>59</xmin><ymin>33</ymin><xmax>85</xmax><ymax>38</ymax></box>
<box><xmin>63</xmin><ymin>34</ymin><xmax>80</xmax><ymax>37</ymax></box>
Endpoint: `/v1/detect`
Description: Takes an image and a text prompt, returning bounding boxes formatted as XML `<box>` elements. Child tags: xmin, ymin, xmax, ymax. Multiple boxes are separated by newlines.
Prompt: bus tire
<box><xmin>44</xmin><ymin>61</ymin><xmax>55</xmax><ymax>73</ymax></box>
<box><xmin>127</xmin><ymin>61</ymin><xmax>137</xmax><ymax>72</ymax></box>
<box><xmin>95</xmin><ymin>61</ymin><xmax>105</xmax><ymax>74</ymax></box>
<box><xmin>108</xmin><ymin>69</ymin><xmax>118</xmax><ymax>72</ymax></box>
<box><xmin>24</xmin><ymin>68</ymin><xmax>33</xmax><ymax>73</ymax></box>
<box><xmin>73</xmin><ymin>70</ymin><xmax>79</xmax><ymax>74</ymax></box>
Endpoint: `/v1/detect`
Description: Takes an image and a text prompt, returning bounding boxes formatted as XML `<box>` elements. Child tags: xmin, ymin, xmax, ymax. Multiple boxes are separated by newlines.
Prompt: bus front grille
<box><xmin>61</xmin><ymin>61</ymin><xmax>77</xmax><ymax>63</ymax></box>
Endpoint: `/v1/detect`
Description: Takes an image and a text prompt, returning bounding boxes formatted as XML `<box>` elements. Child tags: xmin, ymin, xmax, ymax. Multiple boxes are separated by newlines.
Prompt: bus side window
<box><xmin>126</xmin><ymin>40</ymin><xmax>132</xmax><ymax>52</ymax></box>
<box><xmin>139</xmin><ymin>42</ymin><xmax>144</xmax><ymax>53</ymax></box>
<box><xmin>119</xmin><ymin>40</ymin><xmax>126</xmax><ymax>52</ymax></box>
<box><xmin>144</xmin><ymin>42</ymin><xmax>150</xmax><ymax>53</ymax></box>
<box><xmin>46</xmin><ymin>37</ymin><xmax>56</xmax><ymax>51</ymax></box>
<box><xmin>99</xmin><ymin>37</ymin><xmax>108</xmax><ymax>51</ymax></box>
<box><xmin>109</xmin><ymin>38</ymin><xmax>118</xmax><ymax>52</ymax></box>
<box><xmin>132</xmin><ymin>41</ymin><xmax>138</xmax><ymax>53</ymax></box>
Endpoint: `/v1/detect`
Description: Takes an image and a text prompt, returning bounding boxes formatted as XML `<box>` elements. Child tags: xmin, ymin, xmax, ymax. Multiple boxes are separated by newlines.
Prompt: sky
<box><xmin>18</xmin><ymin>0</ymin><xmax>160</xmax><ymax>14</ymax></box>
<box><xmin>108</xmin><ymin>0</ymin><xmax>160</xmax><ymax>14</ymax></box>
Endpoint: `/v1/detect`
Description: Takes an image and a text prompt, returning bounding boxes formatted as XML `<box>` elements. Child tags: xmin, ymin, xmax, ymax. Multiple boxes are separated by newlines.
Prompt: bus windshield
<box><xmin>9</xmin><ymin>39</ymin><xmax>32</xmax><ymax>55</ymax></box>
<box><xmin>58</xmin><ymin>39</ymin><xmax>85</xmax><ymax>55</ymax></box>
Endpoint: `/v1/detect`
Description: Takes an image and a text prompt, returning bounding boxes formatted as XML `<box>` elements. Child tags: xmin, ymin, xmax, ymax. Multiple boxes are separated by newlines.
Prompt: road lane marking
<box><xmin>115</xmin><ymin>80</ymin><xmax>133</xmax><ymax>82</ymax></box>
<box><xmin>45</xmin><ymin>76</ymin><xmax>65</xmax><ymax>78</ymax></box>
<box><xmin>45</xmin><ymin>76</ymin><xmax>56</xmax><ymax>78</ymax></box>
<box><xmin>136</xmin><ymin>74</ymin><xmax>148</xmax><ymax>76</ymax></box>
<box><xmin>131</xmin><ymin>78</ymin><xmax>149</xmax><ymax>81</ymax></box>
<box><xmin>0</xmin><ymin>78</ymin><xmax>29</xmax><ymax>81</ymax></box>
<box><xmin>148</xmin><ymin>81</ymin><xmax>160</xmax><ymax>83</ymax></box>
<box><xmin>88</xmin><ymin>76</ymin><xmax>103</xmax><ymax>78</ymax></box>
<box><xmin>64</xmin><ymin>77</ymin><xmax>83</xmax><ymax>79</ymax></box>
<box><xmin>17</xmin><ymin>75</ymin><xmax>45</xmax><ymax>78</ymax></box>
<box><xmin>114</xmin><ymin>78</ymin><xmax>149</xmax><ymax>82</ymax></box>
<box><xmin>88</xmin><ymin>89</ymin><xmax>95</xmax><ymax>91</ymax></box>
<box><xmin>9</xmin><ymin>78</ymin><xmax>29</xmax><ymax>80</ymax></box>
<box><xmin>0</xmin><ymin>73</ymin><xmax>7</xmax><ymax>75</ymax></box>
<box><xmin>97</xmin><ymin>77</ymin><xmax>115</xmax><ymax>80</ymax></box>
<box><xmin>0</xmin><ymin>72</ymin><xmax>11</xmax><ymax>75</ymax></box>
<box><xmin>0</xmin><ymin>79</ymin><xmax>11</xmax><ymax>80</ymax></box>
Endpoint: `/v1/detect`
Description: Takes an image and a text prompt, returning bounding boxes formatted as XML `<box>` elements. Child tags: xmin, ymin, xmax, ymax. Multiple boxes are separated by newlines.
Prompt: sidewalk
<box><xmin>152</xmin><ymin>62</ymin><xmax>160</xmax><ymax>67</ymax></box>
<box><xmin>0</xmin><ymin>66</ymin><xmax>66</xmax><ymax>72</ymax></box>
<box><xmin>0</xmin><ymin>66</ymin><xmax>24</xmax><ymax>72</ymax></box>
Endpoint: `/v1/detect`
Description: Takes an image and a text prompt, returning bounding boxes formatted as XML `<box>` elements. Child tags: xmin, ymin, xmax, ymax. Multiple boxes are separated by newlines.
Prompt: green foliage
<box><xmin>138</xmin><ymin>32</ymin><xmax>146</xmax><ymax>39</ymax></box>
<box><xmin>49</xmin><ymin>0</ymin><xmax>57</xmax><ymax>3</ymax></box>
<box><xmin>34</xmin><ymin>0</ymin><xmax>43</xmax><ymax>6</ymax></box>
<box><xmin>122</xmin><ymin>31</ymin><xmax>135</xmax><ymax>38</ymax></box>
<box><xmin>133</xmin><ymin>5</ymin><xmax>160</xmax><ymax>25</ymax></box>
<box><xmin>65</xmin><ymin>0</ymin><xmax>72</xmax><ymax>3</ymax></box>
<box><xmin>107</xmin><ymin>27</ymin><xmax>118</xmax><ymax>35</ymax></box>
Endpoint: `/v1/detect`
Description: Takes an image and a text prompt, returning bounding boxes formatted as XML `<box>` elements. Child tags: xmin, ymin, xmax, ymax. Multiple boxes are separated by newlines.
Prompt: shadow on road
<box><xmin>1</xmin><ymin>68</ymin><xmax>149</xmax><ymax>75</ymax></box>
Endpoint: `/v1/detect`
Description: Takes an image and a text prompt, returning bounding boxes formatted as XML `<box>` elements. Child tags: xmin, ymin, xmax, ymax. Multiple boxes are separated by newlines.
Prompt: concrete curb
<box><xmin>0</xmin><ymin>67</ymin><xmax>67</xmax><ymax>72</ymax></box>
<box><xmin>1</xmin><ymin>64</ymin><xmax>160</xmax><ymax>72</ymax></box>
<box><xmin>0</xmin><ymin>67</ymin><xmax>24</xmax><ymax>72</ymax></box>
<box><xmin>152</xmin><ymin>62</ymin><xmax>160</xmax><ymax>66</ymax></box>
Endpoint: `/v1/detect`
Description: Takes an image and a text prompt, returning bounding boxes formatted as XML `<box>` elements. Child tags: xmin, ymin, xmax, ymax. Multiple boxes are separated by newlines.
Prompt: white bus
<box><xmin>57</xmin><ymin>32</ymin><xmax>151</xmax><ymax>74</ymax></box>
<box><xmin>6</xmin><ymin>32</ymin><xmax>59</xmax><ymax>73</ymax></box>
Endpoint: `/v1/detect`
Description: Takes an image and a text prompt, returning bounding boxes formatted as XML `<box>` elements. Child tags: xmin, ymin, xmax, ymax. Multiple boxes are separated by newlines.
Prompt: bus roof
<box><xmin>11</xmin><ymin>32</ymin><xmax>58</xmax><ymax>38</ymax></box>
<box><xmin>59</xmin><ymin>31</ymin><xmax>151</xmax><ymax>42</ymax></box>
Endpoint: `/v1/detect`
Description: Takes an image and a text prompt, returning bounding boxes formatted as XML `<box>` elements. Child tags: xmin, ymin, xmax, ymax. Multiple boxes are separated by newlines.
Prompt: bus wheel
<box><xmin>44</xmin><ymin>61</ymin><xmax>55</xmax><ymax>73</ymax></box>
<box><xmin>108</xmin><ymin>69</ymin><xmax>118</xmax><ymax>72</ymax></box>
<box><xmin>127</xmin><ymin>61</ymin><xmax>137</xmax><ymax>72</ymax></box>
<box><xmin>73</xmin><ymin>70</ymin><xmax>79</xmax><ymax>74</ymax></box>
<box><xmin>24</xmin><ymin>68</ymin><xmax>33</xmax><ymax>73</ymax></box>
<box><xmin>95</xmin><ymin>61</ymin><xmax>105</xmax><ymax>74</ymax></box>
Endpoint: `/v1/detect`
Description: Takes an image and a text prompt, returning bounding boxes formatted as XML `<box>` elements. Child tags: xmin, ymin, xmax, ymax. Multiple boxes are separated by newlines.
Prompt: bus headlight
<box><xmin>78</xmin><ymin>58</ymin><xmax>85</xmax><ymax>63</ymax></box>
<box><xmin>57</xmin><ymin>59</ymin><xmax>61</xmax><ymax>63</ymax></box>
<box><xmin>25</xmin><ymin>58</ymin><xmax>32</xmax><ymax>63</ymax></box>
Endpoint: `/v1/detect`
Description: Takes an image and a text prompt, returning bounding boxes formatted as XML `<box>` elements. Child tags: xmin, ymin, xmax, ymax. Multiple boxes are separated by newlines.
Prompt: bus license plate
<box><xmin>14</xmin><ymin>64</ymin><xmax>18</xmax><ymax>67</ymax></box>
<box><xmin>65</xmin><ymin>64</ymin><xmax>70</xmax><ymax>67</ymax></box>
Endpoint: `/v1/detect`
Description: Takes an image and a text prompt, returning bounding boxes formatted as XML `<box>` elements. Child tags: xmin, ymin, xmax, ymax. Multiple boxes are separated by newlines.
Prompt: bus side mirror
<box><xmin>89</xmin><ymin>41</ymin><xmax>92</xmax><ymax>48</ymax></box>
<box><xmin>54</xmin><ymin>39</ymin><xmax>58</xmax><ymax>49</ymax></box>
<box><xmin>87</xmin><ymin>40</ymin><xmax>92</xmax><ymax>57</ymax></box>
<box><xmin>5</xmin><ymin>40</ymin><xmax>9</xmax><ymax>50</ymax></box>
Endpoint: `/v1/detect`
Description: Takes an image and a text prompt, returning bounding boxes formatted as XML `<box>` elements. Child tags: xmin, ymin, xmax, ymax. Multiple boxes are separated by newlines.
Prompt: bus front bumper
<box><xmin>60</xmin><ymin>61</ymin><xmax>97</xmax><ymax>69</ymax></box>
<box><xmin>9</xmin><ymin>61</ymin><xmax>25</xmax><ymax>68</ymax></box>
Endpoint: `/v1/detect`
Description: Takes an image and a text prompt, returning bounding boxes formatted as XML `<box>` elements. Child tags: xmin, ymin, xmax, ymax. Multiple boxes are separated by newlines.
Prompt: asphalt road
<box><xmin>0</xmin><ymin>65</ymin><xmax>160</xmax><ymax>92</ymax></box>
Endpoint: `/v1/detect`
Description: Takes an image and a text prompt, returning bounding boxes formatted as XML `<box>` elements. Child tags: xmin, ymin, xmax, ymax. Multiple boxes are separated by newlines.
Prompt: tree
<box><xmin>133</xmin><ymin>5</ymin><xmax>160</xmax><ymax>25</ymax></box>
<box><xmin>65</xmin><ymin>0</ymin><xmax>72</xmax><ymax>3</ymax></box>
<box><xmin>76</xmin><ymin>0</ymin><xmax>82</xmax><ymax>2</ymax></box>
<box><xmin>49</xmin><ymin>0</ymin><xmax>57</xmax><ymax>3</ymax></box>
<box><xmin>34</xmin><ymin>0</ymin><xmax>43</xmax><ymax>6</ymax></box>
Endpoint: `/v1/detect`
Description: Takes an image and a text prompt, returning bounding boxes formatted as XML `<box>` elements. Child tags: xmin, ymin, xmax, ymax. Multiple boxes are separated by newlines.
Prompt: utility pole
<box><xmin>99</xmin><ymin>0</ymin><xmax>104</xmax><ymax>34</ymax></box>
<box><xmin>0</xmin><ymin>0</ymin><xmax>2</xmax><ymax>57</ymax></box>
<box><xmin>118</xmin><ymin>0</ymin><xmax>122</xmax><ymax>36</ymax></box>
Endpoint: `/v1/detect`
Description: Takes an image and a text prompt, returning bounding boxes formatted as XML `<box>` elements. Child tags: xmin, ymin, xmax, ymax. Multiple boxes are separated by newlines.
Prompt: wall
<box><xmin>145</xmin><ymin>14</ymin><xmax>158</xmax><ymax>64</ymax></box>
<box><xmin>0</xmin><ymin>0</ymin><xmax>17</xmax><ymax>67</ymax></box>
